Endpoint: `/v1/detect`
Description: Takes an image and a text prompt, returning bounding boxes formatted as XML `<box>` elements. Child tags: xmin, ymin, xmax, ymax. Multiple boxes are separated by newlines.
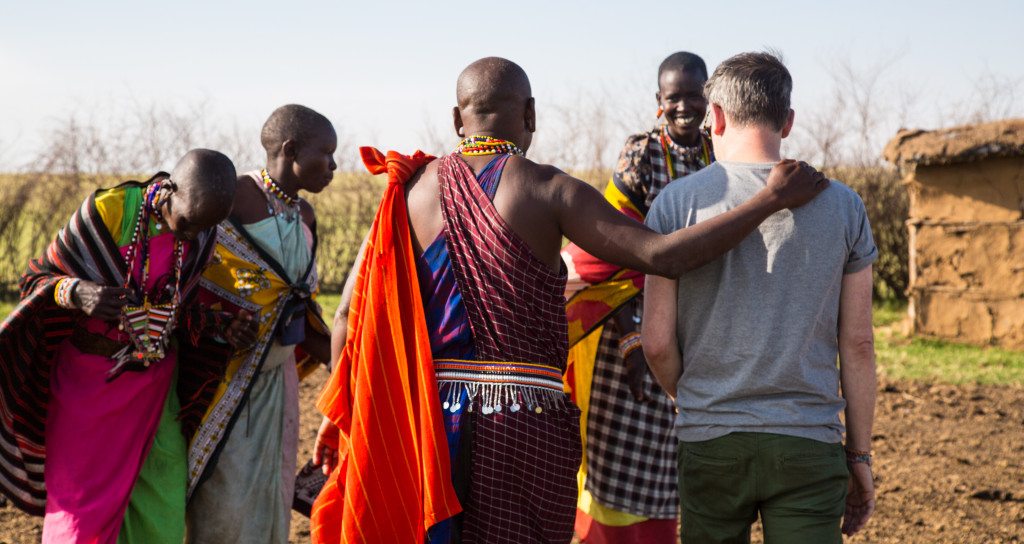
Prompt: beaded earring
<box><xmin>656</xmin><ymin>106</ymin><xmax>664</xmax><ymax>118</ymax></box>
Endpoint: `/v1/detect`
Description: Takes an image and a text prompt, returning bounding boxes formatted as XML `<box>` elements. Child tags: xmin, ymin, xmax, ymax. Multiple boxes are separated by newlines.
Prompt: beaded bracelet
<box><xmin>844</xmin><ymin>448</ymin><xmax>873</xmax><ymax>467</ymax></box>
<box><xmin>621</xmin><ymin>342</ymin><xmax>643</xmax><ymax>359</ymax></box>
<box><xmin>618</xmin><ymin>331</ymin><xmax>642</xmax><ymax>358</ymax></box>
<box><xmin>54</xmin><ymin>278</ymin><xmax>80</xmax><ymax>309</ymax></box>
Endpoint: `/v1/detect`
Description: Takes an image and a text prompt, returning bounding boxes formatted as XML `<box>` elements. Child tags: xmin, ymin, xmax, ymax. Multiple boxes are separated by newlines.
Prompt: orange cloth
<box><xmin>311</xmin><ymin>148</ymin><xmax>461</xmax><ymax>544</ymax></box>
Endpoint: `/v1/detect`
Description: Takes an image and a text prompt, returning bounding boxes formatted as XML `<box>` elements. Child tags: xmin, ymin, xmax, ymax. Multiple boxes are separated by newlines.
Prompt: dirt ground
<box><xmin>2</xmin><ymin>372</ymin><xmax>1021</xmax><ymax>543</ymax></box>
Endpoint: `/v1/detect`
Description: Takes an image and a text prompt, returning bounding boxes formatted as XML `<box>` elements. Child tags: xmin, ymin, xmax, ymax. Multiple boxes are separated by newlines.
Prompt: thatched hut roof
<box><xmin>883</xmin><ymin>118</ymin><xmax>1024</xmax><ymax>167</ymax></box>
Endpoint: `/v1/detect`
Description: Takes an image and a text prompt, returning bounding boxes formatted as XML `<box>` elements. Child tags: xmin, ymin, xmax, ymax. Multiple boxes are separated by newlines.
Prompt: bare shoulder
<box><xmin>404</xmin><ymin>158</ymin><xmax>439</xmax><ymax>199</ymax></box>
<box><xmin>506</xmin><ymin>155</ymin><xmax>591</xmax><ymax>202</ymax></box>
<box><xmin>231</xmin><ymin>175</ymin><xmax>269</xmax><ymax>223</ymax></box>
<box><xmin>504</xmin><ymin>155</ymin><xmax>577</xmax><ymax>192</ymax></box>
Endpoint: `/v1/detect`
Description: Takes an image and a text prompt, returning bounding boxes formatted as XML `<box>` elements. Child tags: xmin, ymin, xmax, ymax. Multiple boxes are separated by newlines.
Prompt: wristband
<box><xmin>844</xmin><ymin>447</ymin><xmax>872</xmax><ymax>467</ymax></box>
<box><xmin>618</xmin><ymin>331</ymin><xmax>642</xmax><ymax>358</ymax></box>
<box><xmin>54</xmin><ymin>278</ymin><xmax>80</xmax><ymax>309</ymax></box>
<box><xmin>621</xmin><ymin>342</ymin><xmax>643</xmax><ymax>359</ymax></box>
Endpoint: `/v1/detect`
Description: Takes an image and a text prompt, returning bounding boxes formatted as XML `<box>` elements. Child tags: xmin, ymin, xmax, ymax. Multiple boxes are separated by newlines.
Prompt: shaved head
<box><xmin>260</xmin><ymin>104</ymin><xmax>334</xmax><ymax>156</ymax></box>
<box><xmin>168</xmin><ymin>148</ymin><xmax>236</xmax><ymax>232</ymax></box>
<box><xmin>456</xmin><ymin>57</ymin><xmax>532</xmax><ymax>114</ymax></box>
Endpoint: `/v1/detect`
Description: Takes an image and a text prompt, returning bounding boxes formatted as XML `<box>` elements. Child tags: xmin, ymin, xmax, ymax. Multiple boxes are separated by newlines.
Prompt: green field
<box><xmin>1</xmin><ymin>297</ymin><xmax>1021</xmax><ymax>386</ymax></box>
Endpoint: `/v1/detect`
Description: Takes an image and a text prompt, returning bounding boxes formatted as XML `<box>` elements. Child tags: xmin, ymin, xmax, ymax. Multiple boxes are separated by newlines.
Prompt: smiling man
<box><xmin>564</xmin><ymin>51</ymin><xmax>713</xmax><ymax>543</ymax></box>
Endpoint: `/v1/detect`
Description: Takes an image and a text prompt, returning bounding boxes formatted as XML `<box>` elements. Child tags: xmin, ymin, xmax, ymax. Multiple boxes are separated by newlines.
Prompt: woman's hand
<box><xmin>71</xmin><ymin>280</ymin><xmax>131</xmax><ymax>320</ymax></box>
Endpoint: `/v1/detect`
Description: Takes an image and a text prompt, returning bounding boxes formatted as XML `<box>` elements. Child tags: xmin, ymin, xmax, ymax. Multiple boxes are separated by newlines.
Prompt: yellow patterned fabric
<box><xmin>185</xmin><ymin>221</ymin><xmax>328</xmax><ymax>496</ymax></box>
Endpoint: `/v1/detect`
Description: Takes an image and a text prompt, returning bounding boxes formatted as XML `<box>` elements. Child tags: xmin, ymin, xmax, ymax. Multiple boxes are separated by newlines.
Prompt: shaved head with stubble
<box><xmin>453</xmin><ymin>57</ymin><xmax>536</xmax><ymax>152</ymax></box>
<box><xmin>161</xmin><ymin>148</ymin><xmax>237</xmax><ymax>240</ymax></box>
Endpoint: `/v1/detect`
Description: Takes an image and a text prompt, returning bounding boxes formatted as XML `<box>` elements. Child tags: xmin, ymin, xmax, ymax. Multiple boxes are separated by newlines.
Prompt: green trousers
<box><xmin>678</xmin><ymin>432</ymin><xmax>848</xmax><ymax>544</ymax></box>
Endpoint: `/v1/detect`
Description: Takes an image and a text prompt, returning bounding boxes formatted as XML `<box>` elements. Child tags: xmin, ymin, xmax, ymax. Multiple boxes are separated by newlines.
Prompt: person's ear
<box><xmin>525</xmin><ymin>97</ymin><xmax>536</xmax><ymax>133</ymax></box>
<box><xmin>655</xmin><ymin>91</ymin><xmax>664</xmax><ymax>118</ymax></box>
<box><xmin>780</xmin><ymin>109</ymin><xmax>795</xmax><ymax>138</ymax></box>
<box><xmin>282</xmin><ymin>139</ymin><xmax>298</xmax><ymax>161</ymax></box>
<box><xmin>711</xmin><ymin>103</ymin><xmax>727</xmax><ymax>136</ymax></box>
<box><xmin>453</xmin><ymin>107</ymin><xmax>465</xmax><ymax>137</ymax></box>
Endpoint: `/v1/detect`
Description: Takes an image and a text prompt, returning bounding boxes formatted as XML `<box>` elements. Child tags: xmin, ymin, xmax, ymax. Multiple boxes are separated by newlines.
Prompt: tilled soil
<box><xmin>2</xmin><ymin>373</ymin><xmax>1021</xmax><ymax>543</ymax></box>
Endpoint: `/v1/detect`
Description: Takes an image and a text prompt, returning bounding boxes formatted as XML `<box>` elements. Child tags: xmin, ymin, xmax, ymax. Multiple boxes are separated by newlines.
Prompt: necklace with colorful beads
<box><xmin>261</xmin><ymin>169</ymin><xmax>300</xmax><ymax>206</ymax></box>
<box><xmin>261</xmin><ymin>169</ymin><xmax>301</xmax><ymax>222</ymax></box>
<box><xmin>659</xmin><ymin>125</ymin><xmax>711</xmax><ymax>180</ymax></box>
<box><xmin>112</xmin><ymin>181</ymin><xmax>184</xmax><ymax>377</ymax></box>
<box><xmin>455</xmin><ymin>135</ymin><xmax>524</xmax><ymax>157</ymax></box>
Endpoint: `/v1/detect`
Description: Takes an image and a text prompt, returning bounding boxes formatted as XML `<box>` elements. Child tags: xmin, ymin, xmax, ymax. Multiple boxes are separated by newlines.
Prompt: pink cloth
<box><xmin>43</xmin><ymin>232</ymin><xmax>185</xmax><ymax>544</ymax></box>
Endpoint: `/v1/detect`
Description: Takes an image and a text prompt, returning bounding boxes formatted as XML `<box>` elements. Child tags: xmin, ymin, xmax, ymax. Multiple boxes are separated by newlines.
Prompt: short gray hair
<box><xmin>704</xmin><ymin>52</ymin><xmax>792</xmax><ymax>131</ymax></box>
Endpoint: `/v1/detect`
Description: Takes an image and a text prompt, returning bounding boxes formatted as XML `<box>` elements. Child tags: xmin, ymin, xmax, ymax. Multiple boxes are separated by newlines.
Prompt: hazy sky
<box><xmin>2</xmin><ymin>0</ymin><xmax>1022</xmax><ymax>170</ymax></box>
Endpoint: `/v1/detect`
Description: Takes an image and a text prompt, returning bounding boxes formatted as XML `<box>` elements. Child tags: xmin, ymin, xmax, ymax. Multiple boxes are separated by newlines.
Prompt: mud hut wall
<box><xmin>906</xmin><ymin>156</ymin><xmax>1024</xmax><ymax>348</ymax></box>
<box><xmin>912</xmin><ymin>222</ymin><xmax>1024</xmax><ymax>294</ymax></box>
<box><xmin>914</xmin><ymin>289</ymin><xmax>1024</xmax><ymax>349</ymax></box>
<box><xmin>908</xmin><ymin>157</ymin><xmax>1024</xmax><ymax>224</ymax></box>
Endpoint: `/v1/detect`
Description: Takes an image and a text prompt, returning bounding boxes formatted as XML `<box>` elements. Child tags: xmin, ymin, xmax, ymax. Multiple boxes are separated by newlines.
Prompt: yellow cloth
<box><xmin>198</xmin><ymin>223</ymin><xmax>324</xmax><ymax>415</ymax></box>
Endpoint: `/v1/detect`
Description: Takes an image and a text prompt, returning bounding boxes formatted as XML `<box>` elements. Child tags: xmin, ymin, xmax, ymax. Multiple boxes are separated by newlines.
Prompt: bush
<box><xmin>829</xmin><ymin>166</ymin><xmax>909</xmax><ymax>300</ymax></box>
<box><xmin>0</xmin><ymin>172</ymin><xmax>384</xmax><ymax>296</ymax></box>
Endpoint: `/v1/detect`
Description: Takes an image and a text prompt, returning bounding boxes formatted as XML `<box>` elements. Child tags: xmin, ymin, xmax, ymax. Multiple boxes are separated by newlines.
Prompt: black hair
<box><xmin>658</xmin><ymin>51</ymin><xmax>708</xmax><ymax>83</ymax></box>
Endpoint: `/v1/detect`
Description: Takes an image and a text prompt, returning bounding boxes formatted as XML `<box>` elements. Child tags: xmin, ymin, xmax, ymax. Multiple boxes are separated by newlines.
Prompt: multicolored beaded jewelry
<box><xmin>53</xmin><ymin>277</ymin><xmax>80</xmax><ymax>309</ymax></box>
<box><xmin>455</xmin><ymin>135</ymin><xmax>525</xmax><ymax>157</ymax></box>
<box><xmin>617</xmin><ymin>330</ymin><xmax>643</xmax><ymax>359</ymax></box>
<box><xmin>110</xmin><ymin>181</ymin><xmax>184</xmax><ymax>378</ymax></box>
<box><xmin>261</xmin><ymin>169</ymin><xmax>299</xmax><ymax>206</ymax></box>
<box><xmin>145</xmin><ymin>179</ymin><xmax>172</xmax><ymax>230</ymax></box>
<box><xmin>261</xmin><ymin>169</ymin><xmax>301</xmax><ymax>222</ymax></box>
<box><xmin>659</xmin><ymin>125</ymin><xmax>711</xmax><ymax>180</ymax></box>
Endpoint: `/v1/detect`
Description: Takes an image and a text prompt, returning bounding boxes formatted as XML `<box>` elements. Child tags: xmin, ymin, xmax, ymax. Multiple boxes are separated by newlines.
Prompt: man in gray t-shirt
<box><xmin>644</xmin><ymin>52</ymin><xmax>878</xmax><ymax>543</ymax></box>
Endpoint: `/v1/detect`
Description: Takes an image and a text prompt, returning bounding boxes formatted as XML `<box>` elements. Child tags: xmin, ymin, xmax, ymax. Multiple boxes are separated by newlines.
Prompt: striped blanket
<box><xmin>0</xmin><ymin>177</ymin><xmax>220</xmax><ymax>515</ymax></box>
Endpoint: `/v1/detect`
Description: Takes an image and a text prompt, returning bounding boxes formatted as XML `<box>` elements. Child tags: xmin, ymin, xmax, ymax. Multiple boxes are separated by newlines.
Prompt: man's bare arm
<box><xmin>330</xmin><ymin>236</ymin><xmax>368</xmax><ymax>369</ymax></box>
<box><xmin>641</xmin><ymin>275</ymin><xmax>682</xmax><ymax>398</ymax></box>
<box><xmin>557</xmin><ymin>160</ymin><xmax>827</xmax><ymax>277</ymax></box>
<box><xmin>314</xmin><ymin>236</ymin><xmax>366</xmax><ymax>475</ymax></box>
<box><xmin>838</xmin><ymin>265</ymin><xmax>876</xmax><ymax>535</ymax></box>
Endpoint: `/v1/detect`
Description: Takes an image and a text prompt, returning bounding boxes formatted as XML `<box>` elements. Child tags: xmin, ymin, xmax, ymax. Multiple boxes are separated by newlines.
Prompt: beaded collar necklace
<box><xmin>659</xmin><ymin>125</ymin><xmax>711</xmax><ymax>179</ymax></box>
<box><xmin>261</xmin><ymin>169</ymin><xmax>301</xmax><ymax>222</ymax></box>
<box><xmin>455</xmin><ymin>135</ymin><xmax>524</xmax><ymax>157</ymax></box>
<box><xmin>112</xmin><ymin>181</ymin><xmax>184</xmax><ymax>377</ymax></box>
<box><xmin>261</xmin><ymin>169</ymin><xmax>300</xmax><ymax>206</ymax></box>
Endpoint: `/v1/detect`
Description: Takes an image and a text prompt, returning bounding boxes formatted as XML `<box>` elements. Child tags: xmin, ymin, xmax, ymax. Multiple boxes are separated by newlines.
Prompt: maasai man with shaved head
<box><xmin>310</xmin><ymin>57</ymin><xmax>828</xmax><ymax>544</ymax></box>
<box><xmin>185</xmin><ymin>104</ymin><xmax>336</xmax><ymax>544</ymax></box>
<box><xmin>0</xmin><ymin>149</ymin><xmax>252</xmax><ymax>543</ymax></box>
<box><xmin>565</xmin><ymin>51</ymin><xmax>712</xmax><ymax>543</ymax></box>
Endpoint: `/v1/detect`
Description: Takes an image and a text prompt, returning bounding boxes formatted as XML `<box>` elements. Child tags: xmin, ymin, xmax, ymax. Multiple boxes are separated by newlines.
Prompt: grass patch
<box><xmin>872</xmin><ymin>299</ymin><xmax>906</xmax><ymax>328</ymax></box>
<box><xmin>872</xmin><ymin>300</ymin><xmax>1024</xmax><ymax>386</ymax></box>
<box><xmin>317</xmin><ymin>293</ymin><xmax>341</xmax><ymax>324</ymax></box>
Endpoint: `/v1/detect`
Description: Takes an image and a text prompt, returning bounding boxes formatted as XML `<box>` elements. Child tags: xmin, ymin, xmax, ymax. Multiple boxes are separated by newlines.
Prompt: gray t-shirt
<box><xmin>646</xmin><ymin>161</ymin><xmax>877</xmax><ymax>444</ymax></box>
